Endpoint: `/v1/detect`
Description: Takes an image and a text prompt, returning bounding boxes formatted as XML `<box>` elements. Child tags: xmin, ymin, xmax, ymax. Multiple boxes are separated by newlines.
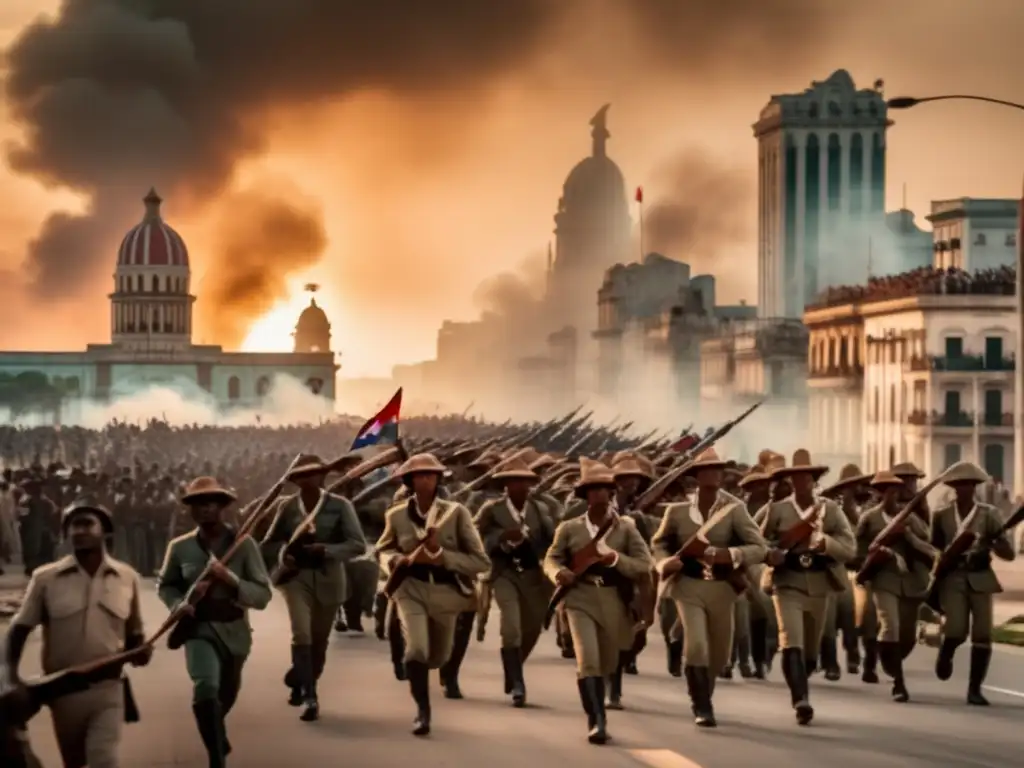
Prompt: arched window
<box><xmin>256</xmin><ymin>376</ymin><xmax>271</xmax><ymax>397</ymax></box>
<box><xmin>152</xmin><ymin>275</ymin><xmax>159</xmax><ymax>292</ymax></box>
<box><xmin>166</xmin><ymin>275</ymin><xmax>173</xmax><ymax>292</ymax></box>
<box><xmin>227</xmin><ymin>376</ymin><xmax>240</xmax><ymax>400</ymax></box>
<box><xmin>306</xmin><ymin>377</ymin><xmax>323</xmax><ymax>395</ymax></box>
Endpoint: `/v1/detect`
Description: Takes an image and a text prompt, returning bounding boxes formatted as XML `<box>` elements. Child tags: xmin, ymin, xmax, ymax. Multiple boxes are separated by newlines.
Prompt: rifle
<box><xmin>542</xmin><ymin>512</ymin><xmax>619</xmax><ymax>629</ymax></box>
<box><xmin>380</xmin><ymin>499</ymin><xmax>466</xmax><ymax>599</ymax></box>
<box><xmin>663</xmin><ymin>497</ymin><xmax>751</xmax><ymax>595</ymax></box>
<box><xmin>855</xmin><ymin>476</ymin><xmax>943</xmax><ymax>586</ymax></box>
<box><xmin>924</xmin><ymin>504</ymin><xmax>1024</xmax><ymax>613</ymax></box>
<box><xmin>268</xmin><ymin>442</ymin><xmax>408</xmax><ymax>588</ymax></box>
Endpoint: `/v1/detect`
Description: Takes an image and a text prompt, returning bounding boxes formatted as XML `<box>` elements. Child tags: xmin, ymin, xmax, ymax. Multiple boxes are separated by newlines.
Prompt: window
<box><xmin>944</xmin><ymin>390</ymin><xmax>961</xmax><ymax>416</ymax></box>
<box><xmin>256</xmin><ymin>376</ymin><xmax>271</xmax><ymax>397</ymax></box>
<box><xmin>984</xmin><ymin>443</ymin><xmax>1005</xmax><ymax>482</ymax></box>
<box><xmin>152</xmin><ymin>275</ymin><xmax>159</xmax><ymax>292</ymax></box>
<box><xmin>950</xmin><ymin>237</ymin><xmax>962</xmax><ymax>249</ymax></box>
<box><xmin>306</xmin><ymin>377</ymin><xmax>324</xmax><ymax>395</ymax></box>
<box><xmin>808</xmin><ymin>102</ymin><xmax>819</xmax><ymax>117</ymax></box>
<box><xmin>974</xmin><ymin>233</ymin><xmax>987</xmax><ymax>246</ymax></box>
<box><xmin>984</xmin><ymin>389</ymin><xmax>1003</xmax><ymax>425</ymax></box>
<box><xmin>227</xmin><ymin>376</ymin><xmax>240</xmax><ymax>400</ymax></box>
<box><xmin>943</xmin><ymin>443</ymin><xmax>962</xmax><ymax>466</ymax></box>
<box><xmin>944</xmin><ymin>336</ymin><xmax>963</xmax><ymax>358</ymax></box>
<box><xmin>1006</xmin><ymin>233</ymin><xmax>1017</xmax><ymax>248</ymax></box>
<box><xmin>985</xmin><ymin>336</ymin><xmax>1003</xmax><ymax>365</ymax></box>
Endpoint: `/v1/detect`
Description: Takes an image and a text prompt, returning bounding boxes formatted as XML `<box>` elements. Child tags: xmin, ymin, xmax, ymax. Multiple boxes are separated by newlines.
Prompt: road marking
<box><xmin>628</xmin><ymin>749</ymin><xmax>704</xmax><ymax>768</ymax></box>
<box><xmin>982</xmin><ymin>684</ymin><xmax>1024</xmax><ymax>699</ymax></box>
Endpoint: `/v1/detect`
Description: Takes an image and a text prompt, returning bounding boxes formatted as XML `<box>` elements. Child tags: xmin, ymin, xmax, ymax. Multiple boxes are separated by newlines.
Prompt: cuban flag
<box><xmin>351</xmin><ymin>388</ymin><xmax>402</xmax><ymax>450</ymax></box>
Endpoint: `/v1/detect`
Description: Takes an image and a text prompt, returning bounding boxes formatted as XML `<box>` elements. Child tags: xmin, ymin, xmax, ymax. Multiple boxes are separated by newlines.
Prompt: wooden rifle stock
<box><xmin>776</xmin><ymin>503</ymin><xmax>823</xmax><ymax>551</ymax></box>
<box><xmin>925</xmin><ymin>504</ymin><xmax>1024</xmax><ymax>613</ymax></box>
<box><xmin>855</xmin><ymin>476</ymin><xmax>943</xmax><ymax>586</ymax></box>
<box><xmin>270</xmin><ymin>442</ymin><xmax>409</xmax><ymax>588</ymax></box>
<box><xmin>381</xmin><ymin>503</ymin><xmax>464</xmax><ymax>599</ymax></box>
<box><xmin>542</xmin><ymin>514</ymin><xmax>618</xmax><ymax>629</ymax></box>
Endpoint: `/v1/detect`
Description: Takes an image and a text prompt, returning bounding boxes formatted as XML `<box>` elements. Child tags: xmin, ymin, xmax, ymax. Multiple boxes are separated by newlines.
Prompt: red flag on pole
<box><xmin>635</xmin><ymin>186</ymin><xmax>643</xmax><ymax>203</ymax></box>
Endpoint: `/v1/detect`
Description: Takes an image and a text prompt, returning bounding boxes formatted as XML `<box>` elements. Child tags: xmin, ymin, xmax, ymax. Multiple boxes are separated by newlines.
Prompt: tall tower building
<box><xmin>753</xmin><ymin>70</ymin><xmax>890</xmax><ymax>318</ymax></box>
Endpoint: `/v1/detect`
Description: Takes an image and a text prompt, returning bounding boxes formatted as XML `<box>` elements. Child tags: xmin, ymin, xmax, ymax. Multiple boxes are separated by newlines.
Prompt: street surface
<box><xmin>11</xmin><ymin>581</ymin><xmax>1022</xmax><ymax>768</ymax></box>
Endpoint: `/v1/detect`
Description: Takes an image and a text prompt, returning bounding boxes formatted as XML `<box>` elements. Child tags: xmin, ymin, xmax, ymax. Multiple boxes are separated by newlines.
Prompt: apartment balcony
<box><xmin>982</xmin><ymin>411</ymin><xmax>1014</xmax><ymax>427</ymax></box>
<box><xmin>906</xmin><ymin>409</ymin><xmax>974</xmax><ymax>428</ymax></box>
<box><xmin>906</xmin><ymin>354</ymin><xmax>1015</xmax><ymax>373</ymax></box>
<box><xmin>808</xmin><ymin>363</ymin><xmax>864</xmax><ymax>379</ymax></box>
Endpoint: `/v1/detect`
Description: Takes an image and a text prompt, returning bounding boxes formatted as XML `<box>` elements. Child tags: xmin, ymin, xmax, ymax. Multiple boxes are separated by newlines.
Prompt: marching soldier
<box><xmin>930</xmin><ymin>461</ymin><xmax>1016</xmax><ymax>705</ymax></box>
<box><xmin>736</xmin><ymin>460</ymin><xmax>776</xmax><ymax>679</ymax></box>
<box><xmin>7</xmin><ymin>496</ymin><xmax>151</xmax><ymax>768</ymax></box>
<box><xmin>821</xmin><ymin>464</ymin><xmax>875</xmax><ymax>682</ymax></box>
<box><xmin>652</xmin><ymin>449</ymin><xmax>766</xmax><ymax>727</ymax></box>
<box><xmin>759</xmin><ymin>450</ymin><xmax>856</xmax><ymax>726</ymax></box>
<box><xmin>854</xmin><ymin>470</ymin><xmax>936</xmax><ymax>702</ymax></box>
<box><xmin>260</xmin><ymin>455</ymin><xmax>367</xmax><ymax>721</ymax></box>
<box><xmin>542</xmin><ymin>458</ymin><xmax>654</xmax><ymax>745</ymax></box>
<box><xmin>376</xmin><ymin>453</ymin><xmax>490</xmax><ymax>736</ymax></box>
<box><xmin>157</xmin><ymin>477</ymin><xmax>271</xmax><ymax>768</ymax></box>
<box><xmin>474</xmin><ymin>458</ymin><xmax>555</xmax><ymax>706</ymax></box>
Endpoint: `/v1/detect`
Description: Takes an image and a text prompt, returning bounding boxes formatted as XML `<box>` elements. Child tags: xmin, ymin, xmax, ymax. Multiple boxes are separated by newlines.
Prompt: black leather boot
<box><xmin>820</xmin><ymin>635</ymin><xmax>841</xmax><ymax>681</ymax></box>
<box><xmin>879</xmin><ymin>641</ymin><xmax>908</xmax><ymax>702</ymax></box>
<box><xmin>684</xmin><ymin>666</ymin><xmax>716</xmax><ymax>727</ymax></box>
<box><xmin>501</xmin><ymin>647</ymin><xmax>526</xmax><ymax>707</ymax></box>
<box><xmin>935</xmin><ymin>637</ymin><xmax>960</xmax><ymax>681</ymax></box>
<box><xmin>967</xmin><ymin>645</ymin><xmax>991</xmax><ymax>706</ymax></box>
<box><xmin>582</xmin><ymin>677</ymin><xmax>608</xmax><ymax>744</ymax></box>
<box><xmin>192</xmin><ymin>699</ymin><xmax>227</xmax><ymax>768</ymax></box>
<box><xmin>576</xmin><ymin>677</ymin><xmax>595</xmax><ymax>729</ymax></box>
<box><xmin>844</xmin><ymin>627</ymin><xmax>861</xmax><ymax>674</ymax></box>
<box><xmin>439</xmin><ymin>612</ymin><xmax>472</xmax><ymax>699</ymax></box>
<box><xmin>750</xmin><ymin>619</ymin><xmax>767</xmax><ymax>679</ymax></box>
<box><xmin>737</xmin><ymin>633</ymin><xmax>754</xmax><ymax>678</ymax></box>
<box><xmin>861</xmin><ymin>637</ymin><xmax>879</xmax><ymax>683</ymax></box>
<box><xmin>285</xmin><ymin>647</ymin><xmax>303</xmax><ymax>706</ymax></box>
<box><xmin>606</xmin><ymin>656</ymin><xmax>624</xmax><ymax>710</ymax></box>
<box><xmin>782</xmin><ymin>648</ymin><xmax>813</xmax><ymax>725</ymax></box>
<box><xmin>388</xmin><ymin>621</ymin><xmax>407</xmax><ymax>681</ymax></box>
<box><xmin>374</xmin><ymin>592</ymin><xmax>388</xmax><ymax>640</ymax></box>
<box><xmin>334</xmin><ymin>606</ymin><xmax>347</xmax><ymax>633</ymax></box>
<box><xmin>407</xmin><ymin>660</ymin><xmax>431</xmax><ymax>736</ymax></box>
<box><xmin>344</xmin><ymin>601</ymin><xmax>364</xmax><ymax>634</ymax></box>
<box><xmin>293</xmin><ymin>645</ymin><xmax>319</xmax><ymax>722</ymax></box>
<box><xmin>667</xmin><ymin>640</ymin><xmax>683</xmax><ymax>677</ymax></box>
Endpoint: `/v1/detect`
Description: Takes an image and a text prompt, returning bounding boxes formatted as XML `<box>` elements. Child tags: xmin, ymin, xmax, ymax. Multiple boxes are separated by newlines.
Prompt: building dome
<box><xmin>297</xmin><ymin>298</ymin><xmax>330</xmax><ymax>331</ymax></box>
<box><xmin>294</xmin><ymin>291</ymin><xmax>332</xmax><ymax>353</ymax></box>
<box><xmin>560</xmin><ymin>104</ymin><xmax>626</xmax><ymax>207</ymax></box>
<box><xmin>117</xmin><ymin>189</ymin><xmax>189</xmax><ymax>267</ymax></box>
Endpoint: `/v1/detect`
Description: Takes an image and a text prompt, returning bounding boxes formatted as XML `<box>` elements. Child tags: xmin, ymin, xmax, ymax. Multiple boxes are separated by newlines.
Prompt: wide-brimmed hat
<box><xmin>529</xmin><ymin>453</ymin><xmax>559</xmax><ymax>473</ymax></box>
<box><xmin>612</xmin><ymin>454</ymin><xmax>656</xmax><ymax>481</ymax></box>
<box><xmin>448</xmin><ymin>446</ymin><xmax>478</xmax><ymax>464</ymax></box>
<box><xmin>491</xmin><ymin>458</ymin><xmax>539</xmax><ymax>482</ymax></box>
<box><xmin>288</xmin><ymin>454</ymin><xmax>330</xmax><ymax>478</ymax></box>
<box><xmin>62</xmin><ymin>496</ymin><xmax>114</xmax><ymax>535</ymax></box>
<box><xmin>395</xmin><ymin>453</ymin><xmax>448</xmax><ymax>479</ymax></box>
<box><xmin>771</xmin><ymin>449</ymin><xmax>829</xmax><ymax>480</ymax></box>
<box><xmin>468</xmin><ymin>451</ymin><xmax>499</xmax><ymax>471</ymax></box>
<box><xmin>942</xmin><ymin>461</ymin><xmax>990</xmax><ymax>486</ymax></box>
<box><xmin>681</xmin><ymin>448</ymin><xmax>730</xmax><ymax>477</ymax></box>
<box><xmin>573</xmin><ymin>457</ymin><xmax>616</xmax><ymax>499</ymax></box>
<box><xmin>181</xmin><ymin>476</ymin><xmax>237</xmax><ymax>504</ymax></box>
<box><xmin>738</xmin><ymin>464</ymin><xmax>772</xmax><ymax>488</ymax></box>
<box><xmin>869</xmin><ymin>470</ymin><xmax>904</xmax><ymax>489</ymax></box>
<box><xmin>821</xmin><ymin>463</ymin><xmax>871</xmax><ymax>496</ymax></box>
<box><xmin>891</xmin><ymin>462</ymin><xmax>925</xmax><ymax>479</ymax></box>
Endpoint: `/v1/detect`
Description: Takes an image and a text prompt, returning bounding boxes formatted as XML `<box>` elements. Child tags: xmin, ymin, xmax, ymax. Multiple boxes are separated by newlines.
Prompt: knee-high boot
<box><xmin>750</xmin><ymin>618</ymin><xmax>768</xmax><ymax>679</ymax></box>
<box><xmin>935</xmin><ymin>637</ymin><xmax>960</xmax><ymax>681</ymax></box>
<box><xmin>285</xmin><ymin>646</ymin><xmax>303</xmax><ymax>706</ymax></box>
<box><xmin>666</xmin><ymin>639</ymin><xmax>683</xmax><ymax>677</ymax></box>
<box><xmin>500</xmin><ymin>647</ymin><xmax>527</xmax><ymax>707</ymax></box>
<box><xmin>861</xmin><ymin>637</ymin><xmax>879</xmax><ymax>683</ymax></box>
<box><xmin>684</xmin><ymin>666</ymin><xmax>716</xmax><ymax>727</ymax></box>
<box><xmin>878</xmin><ymin>640</ymin><xmax>908</xmax><ymax>702</ymax></box>
<box><xmin>374</xmin><ymin>592</ymin><xmax>388</xmax><ymax>640</ymax></box>
<box><xmin>406</xmin><ymin>660</ymin><xmax>431</xmax><ymax>736</ymax></box>
<box><xmin>388</xmin><ymin>616</ymin><xmax>407</xmax><ymax>681</ymax></box>
<box><xmin>820</xmin><ymin>635</ymin><xmax>841</xmax><ymax>681</ymax></box>
<box><xmin>781</xmin><ymin>648</ymin><xmax>813</xmax><ymax>725</ymax></box>
<box><xmin>193</xmin><ymin>699</ymin><xmax>227</xmax><ymax>768</ymax></box>
<box><xmin>967</xmin><ymin>645</ymin><xmax>991</xmax><ymax>706</ymax></box>
<box><xmin>606</xmin><ymin>652</ymin><xmax>627</xmax><ymax>710</ymax></box>
<box><xmin>292</xmin><ymin>645</ymin><xmax>319</xmax><ymax>722</ymax></box>
<box><xmin>439</xmin><ymin>611</ymin><xmax>473</xmax><ymax>699</ymax></box>
<box><xmin>578</xmin><ymin>677</ymin><xmax>608</xmax><ymax>745</ymax></box>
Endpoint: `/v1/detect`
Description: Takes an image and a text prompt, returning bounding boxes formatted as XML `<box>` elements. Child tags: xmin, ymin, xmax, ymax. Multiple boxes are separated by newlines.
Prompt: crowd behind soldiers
<box><xmin>812</xmin><ymin>264</ymin><xmax>1016</xmax><ymax>308</ymax></box>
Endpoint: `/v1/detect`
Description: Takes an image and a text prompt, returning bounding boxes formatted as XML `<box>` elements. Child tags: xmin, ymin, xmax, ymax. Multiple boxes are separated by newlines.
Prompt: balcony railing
<box><xmin>907</xmin><ymin>409</ymin><xmax>974</xmax><ymax>427</ymax></box>
<box><xmin>907</xmin><ymin>354</ymin><xmax>1015</xmax><ymax>372</ymax></box>
<box><xmin>808</xmin><ymin>363</ymin><xmax>864</xmax><ymax>379</ymax></box>
<box><xmin>982</xmin><ymin>411</ymin><xmax>1014</xmax><ymax>427</ymax></box>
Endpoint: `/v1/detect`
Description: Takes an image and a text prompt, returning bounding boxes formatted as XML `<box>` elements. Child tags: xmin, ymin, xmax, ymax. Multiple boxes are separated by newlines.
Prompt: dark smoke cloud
<box><xmin>195</xmin><ymin>191</ymin><xmax>327</xmax><ymax>347</ymax></box>
<box><xmin>643</xmin><ymin>151</ymin><xmax>752</xmax><ymax>290</ymax></box>
<box><xmin>3</xmin><ymin>0</ymin><xmax>839</xmax><ymax>342</ymax></box>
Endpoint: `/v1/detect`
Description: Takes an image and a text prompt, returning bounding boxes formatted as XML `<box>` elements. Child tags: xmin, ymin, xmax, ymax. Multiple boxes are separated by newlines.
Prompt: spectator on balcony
<box><xmin>811</xmin><ymin>265</ymin><xmax>1015</xmax><ymax>309</ymax></box>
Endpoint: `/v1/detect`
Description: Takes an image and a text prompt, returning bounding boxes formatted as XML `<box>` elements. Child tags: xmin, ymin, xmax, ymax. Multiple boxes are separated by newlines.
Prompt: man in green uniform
<box><xmin>930</xmin><ymin>460</ymin><xmax>1016</xmax><ymax>705</ymax></box>
<box><xmin>260</xmin><ymin>454</ymin><xmax>367</xmax><ymax>721</ymax></box>
<box><xmin>157</xmin><ymin>476</ymin><xmax>272</xmax><ymax>768</ymax></box>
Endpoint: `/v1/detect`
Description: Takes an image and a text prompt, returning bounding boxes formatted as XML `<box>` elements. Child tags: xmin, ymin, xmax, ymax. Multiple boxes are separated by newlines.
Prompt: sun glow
<box><xmin>241</xmin><ymin>285</ymin><xmax>325</xmax><ymax>353</ymax></box>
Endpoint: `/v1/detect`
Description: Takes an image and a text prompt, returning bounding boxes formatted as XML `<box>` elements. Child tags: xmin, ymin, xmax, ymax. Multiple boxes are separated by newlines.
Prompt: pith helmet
<box><xmin>62</xmin><ymin>496</ymin><xmax>114</xmax><ymax>535</ymax></box>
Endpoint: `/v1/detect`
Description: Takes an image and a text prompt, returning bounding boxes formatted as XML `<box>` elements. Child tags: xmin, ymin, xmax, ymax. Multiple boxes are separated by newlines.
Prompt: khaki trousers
<box><xmin>393</xmin><ymin>578</ymin><xmax>463</xmax><ymax>668</ymax></box>
<box><xmin>566</xmin><ymin>607</ymin><xmax>620</xmax><ymax>678</ymax></box>
<box><xmin>674</xmin><ymin>579</ymin><xmax>737</xmax><ymax>672</ymax></box>
<box><xmin>938</xmin><ymin>582</ymin><xmax>995</xmax><ymax>644</ymax></box>
<box><xmin>282</xmin><ymin>578</ymin><xmax>340</xmax><ymax>650</ymax></box>
<box><xmin>492</xmin><ymin>571</ymin><xmax>548</xmax><ymax>658</ymax></box>
<box><xmin>48</xmin><ymin>680</ymin><xmax>123</xmax><ymax>768</ymax></box>
<box><xmin>872</xmin><ymin>590</ymin><xmax>920</xmax><ymax>657</ymax></box>
<box><xmin>772</xmin><ymin>587</ymin><xmax>827</xmax><ymax>652</ymax></box>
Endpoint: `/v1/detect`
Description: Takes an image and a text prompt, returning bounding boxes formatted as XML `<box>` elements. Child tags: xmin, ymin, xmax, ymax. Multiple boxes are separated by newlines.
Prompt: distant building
<box><xmin>0</xmin><ymin>190</ymin><xmax>336</xmax><ymax>419</ymax></box>
<box><xmin>881</xmin><ymin>208</ymin><xmax>932</xmax><ymax>273</ymax></box>
<box><xmin>700</xmin><ymin>318</ymin><xmax>808</xmax><ymax>403</ymax></box>
<box><xmin>753</xmin><ymin>70</ymin><xmax>889</xmax><ymax>319</ymax></box>
<box><xmin>928</xmin><ymin>198</ymin><xmax>1018</xmax><ymax>271</ymax></box>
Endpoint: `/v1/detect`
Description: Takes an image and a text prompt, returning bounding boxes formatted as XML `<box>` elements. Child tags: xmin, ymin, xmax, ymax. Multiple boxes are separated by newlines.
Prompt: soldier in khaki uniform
<box><xmin>929</xmin><ymin>461</ymin><xmax>1016</xmax><ymax>705</ymax></box>
<box><xmin>759</xmin><ymin>450</ymin><xmax>856</xmax><ymax>726</ymax></box>
<box><xmin>652</xmin><ymin>449</ymin><xmax>766</xmax><ymax>727</ymax></box>
<box><xmin>542</xmin><ymin>458</ymin><xmax>654</xmax><ymax>746</ymax></box>
<box><xmin>853</xmin><ymin>470</ymin><xmax>935</xmax><ymax>703</ymax></box>
<box><xmin>260</xmin><ymin>455</ymin><xmax>367</xmax><ymax>721</ymax></box>
<box><xmin>376</xmin><ymin>453</ymin><xmax>490</xmax><ymax>736</ymax></box>
<box><xmin>474</xmin><ymin>458</ymin><xmax>555</xmax><ymax>706</ymax></box>
<box><xmin>818</xmin><ymin>464</ymin><xmax>872</xmax><ymax>682</ymax></box>
<box><xmin>7</xmin><ymin>497</ymin><xmax>151</xmax><ymax>768</ymax></box>
<box><xmin>735</xmin><ymin>460</ymin><xmax>776</xmax><ymax>678</ymax></box>
<box><xmin>158</xmin><ymin>477</ymin><xmax>272</xmax><ymax>767</ymax></box>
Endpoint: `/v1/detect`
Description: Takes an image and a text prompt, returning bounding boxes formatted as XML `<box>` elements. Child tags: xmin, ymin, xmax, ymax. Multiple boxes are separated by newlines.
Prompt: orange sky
<box><xmin>2</xmin><ymin>1</ymin><xmax>1024</xmax><ymax>376</ymax></box>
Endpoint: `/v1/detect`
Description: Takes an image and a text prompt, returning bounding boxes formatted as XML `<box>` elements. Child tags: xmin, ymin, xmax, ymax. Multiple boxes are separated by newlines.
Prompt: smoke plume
<box><xmin>3</xmin><ymin>0</ymin><xmax>842</xmax><ymax>347</ymax></box>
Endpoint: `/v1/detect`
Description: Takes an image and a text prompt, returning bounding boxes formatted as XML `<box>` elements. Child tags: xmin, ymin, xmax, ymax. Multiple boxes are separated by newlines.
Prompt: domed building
<box><xmin>546</xmin><ymin>104</ymin><xmax>632</xmax><ymax>327</ymax></box>
<box><xmin>0</xmin><ymin>190</ymin><xmax>338</xmax><ymax>413</ymax></box>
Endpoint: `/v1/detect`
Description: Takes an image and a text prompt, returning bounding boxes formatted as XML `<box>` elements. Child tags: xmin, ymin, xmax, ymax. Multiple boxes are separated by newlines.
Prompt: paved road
<box><xmin>14</xmin><ymin>584</ymin><xmax>1024</xmax><ymax>768</ymax></box>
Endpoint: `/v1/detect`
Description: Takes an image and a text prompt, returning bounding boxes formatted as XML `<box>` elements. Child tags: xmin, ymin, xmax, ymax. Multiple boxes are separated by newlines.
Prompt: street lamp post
<box><xmin>888</xmin><ymin>93</ymin><xmax>1024</xmax><ymax>503</ymax></box>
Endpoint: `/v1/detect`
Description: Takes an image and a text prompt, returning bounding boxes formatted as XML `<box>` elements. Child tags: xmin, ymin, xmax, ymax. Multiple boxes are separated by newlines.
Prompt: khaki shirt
<box><xmin>12</xmin><ymin>554</ymin><xmax>144</xmax><ymax>675</ymax></box>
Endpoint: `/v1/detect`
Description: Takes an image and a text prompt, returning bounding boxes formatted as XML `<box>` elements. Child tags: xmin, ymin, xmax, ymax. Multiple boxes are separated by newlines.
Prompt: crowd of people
<box><xmin>812</xmin><ymin>265</ymin><xmax>1016</xmax><ymax>308</ymax></box>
